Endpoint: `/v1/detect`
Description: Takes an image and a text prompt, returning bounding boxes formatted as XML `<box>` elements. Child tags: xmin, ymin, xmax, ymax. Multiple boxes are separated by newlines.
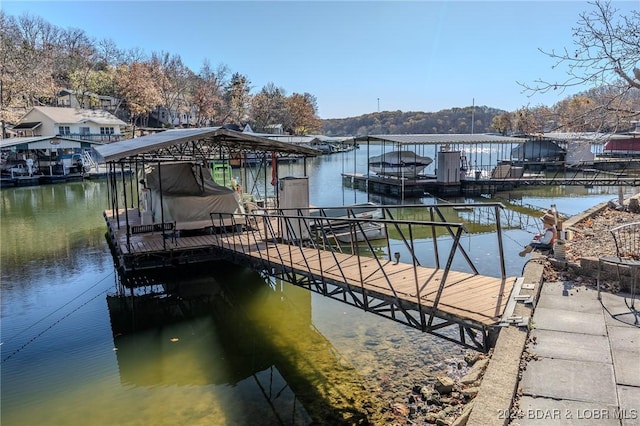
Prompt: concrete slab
<box><xmin>600</xmin><ymin>292</ymin><xmax>640</xmax><ymax>328</ymax></box>
<box><xmin>520</xmin><ymin>357</ymin><xmax>617</xmax><ymax>405</ymax></box>
<box><xmin>608</xmin><ymin>323</ymin><xmax>640</xmax><ymax>387</ymax></box>
<box><xmin>517</xmin><ymin>396</ymin><xmax>620</xmax><ymax>425</ymax></box>
<box><xmin>529</xmin><ymin>329</ymin><xmax>612</xmax><ymax>363</ymax></box>
<box><xmin>612</xmin><ymin>350</ymin><xmax>640</xmax><ymax>387</ymax></box>
<box><xmin>532</xmin><ymin>307</ymin><xmax>606</xmax><ymax>335</ymax></box>
<box><xmin>539</xmin><ymin>282</ymin><xmax>602</xmax><ymax>314</ymax></box>
<box><xmin>466</xmin><ymin>326</ymin><xmax>528</xmax><ymax>426</ymax></box>
<box><xmin>617</xmin><ymin>385</ymin><xmax>640</xmax><ymax>426</ymax></box>
<box><xmin>608</xmin><ymin>326</ymin><xmax>640</xmax><ymax>353</ymax></box>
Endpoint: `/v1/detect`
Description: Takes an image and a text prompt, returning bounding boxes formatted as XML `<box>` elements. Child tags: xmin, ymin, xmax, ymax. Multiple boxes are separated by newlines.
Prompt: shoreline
<box><xmin>463</xmin><ymin>194</ymin><xmax>638</xmax><ymax>426</ymax></box>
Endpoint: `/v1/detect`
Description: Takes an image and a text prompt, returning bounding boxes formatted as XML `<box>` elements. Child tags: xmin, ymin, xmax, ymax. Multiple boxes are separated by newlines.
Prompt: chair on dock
<box><xmin>597</xmin><ymin>222</ymin><xmax>640</xmax><ymax>324</ymax></box>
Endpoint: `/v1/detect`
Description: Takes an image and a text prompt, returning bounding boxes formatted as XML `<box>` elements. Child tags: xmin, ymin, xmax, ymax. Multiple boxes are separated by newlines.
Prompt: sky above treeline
<box><xmin>3</xmin><ymin>1</ymin><xmax>637</xmax><ymax>119</ymax></box>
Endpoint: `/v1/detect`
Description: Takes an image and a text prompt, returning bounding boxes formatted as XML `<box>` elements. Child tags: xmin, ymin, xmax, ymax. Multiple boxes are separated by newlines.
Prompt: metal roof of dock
<box><xmin>352</xmin><ymin>134</ymin><xmax>527</xmax><ymax>145</ymax></box>
<box><xmin>93</xmin><ymin>127</ymin><xmax>322</xmax><ymax>162</ymax></box>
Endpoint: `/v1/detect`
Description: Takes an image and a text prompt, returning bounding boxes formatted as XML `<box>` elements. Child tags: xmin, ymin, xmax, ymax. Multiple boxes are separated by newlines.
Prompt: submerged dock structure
<box><xmin>96</xmin><ymin>128</ymin><xmax>520</xmax><ymax>352</ymax></box>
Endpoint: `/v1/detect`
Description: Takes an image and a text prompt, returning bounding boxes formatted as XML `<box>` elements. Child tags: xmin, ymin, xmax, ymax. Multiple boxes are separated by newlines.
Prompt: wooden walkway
<box><xmin>104</xmin><ymin>207</ymin><xmax>518</xmax><ymax>351</ymax></box>
<box><xmin>216</xmin><ymin>234</ymin><xmax>514</xmax><ymax>326</ymax></box>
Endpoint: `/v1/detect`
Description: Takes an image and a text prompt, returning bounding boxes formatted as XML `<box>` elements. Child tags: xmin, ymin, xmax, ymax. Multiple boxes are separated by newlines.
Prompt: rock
<box><xmin>426</xmin><ymin>391</ymin><xmax>441</xmax><ymax>405</ymax></box>
<box><xmin>464</xmin><ymin>351</ymin><xmax>480</xmax><ymax>366</ymax></box>
<box><xmin>391</xmin><ymin>402</ymin><xmax>409</xmax><ymax>416</ymax></box>
<box><xmin>420</xmin><ymin>385</ymin><xmax>432</xmax><ymax>400</ymax></box>
<box><xmin>452</xmin><ymin>400</ymin><xmax>474</xmax><ymax>426</ymax></box>
<box><xmin>426</xmin><ymin>413</ymin><xmax>439</xmax><ymax>423</ymax></box>
<box><xmin>459</xmin><ymin>358</ymin><xmax>489</xmax><ymax>385</ymax></box>
<box><xmin>436</xmin><ymin>417</ymin><xmax>452</xmax><ymax>426</ymax></box>
<box><xmin>461</xmin><ymin>387</ymin><xmax>479</xmax><ymax>398</ymax></box>
<box><xmin>435</xmin><ymin>376</ymin><xmax>455</xmax><ymax>394</ymax></box>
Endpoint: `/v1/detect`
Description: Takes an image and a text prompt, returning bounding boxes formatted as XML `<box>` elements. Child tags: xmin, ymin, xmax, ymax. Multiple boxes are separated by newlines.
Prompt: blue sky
<box><xmin>3</xmin><ymin>1</ymin><xmax>637</xmax><ymax>119</ymax></box>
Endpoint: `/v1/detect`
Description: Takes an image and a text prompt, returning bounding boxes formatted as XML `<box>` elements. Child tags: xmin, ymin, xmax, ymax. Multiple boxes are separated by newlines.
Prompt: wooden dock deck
<box><xmin>104</xmin><ymin>206</ymin><xmax>518</xmax><ymax>351</ymax></box>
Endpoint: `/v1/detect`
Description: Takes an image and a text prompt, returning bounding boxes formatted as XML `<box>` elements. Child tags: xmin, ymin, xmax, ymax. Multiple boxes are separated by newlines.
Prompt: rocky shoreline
<box><xmin>374</xmin><ymin>351</ymin><xmax>490</xmax><ymax>425</ymax></box>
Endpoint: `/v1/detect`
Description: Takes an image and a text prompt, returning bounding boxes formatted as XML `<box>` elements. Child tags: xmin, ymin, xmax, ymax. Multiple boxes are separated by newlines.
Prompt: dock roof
<box><xmin>93</xmin><ymin>127</ymin><xmax>322</xmax><ymax>162</ymax></box>
<box><xmin>0</xmin><ymin>135</ymin><xmax>105</xmax><ymax>150</ymax></box>
<box><xmin>352</xmin><ymin>134</ymin><xmax>526</xmax><ymax>145</ymax></box>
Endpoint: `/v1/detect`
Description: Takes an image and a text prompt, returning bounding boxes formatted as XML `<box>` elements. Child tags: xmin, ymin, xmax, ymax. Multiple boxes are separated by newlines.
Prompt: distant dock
<box><xmin>342</xmin><ymin>171</ymin><xmax>640</xmax><ymax>198</ymax></box>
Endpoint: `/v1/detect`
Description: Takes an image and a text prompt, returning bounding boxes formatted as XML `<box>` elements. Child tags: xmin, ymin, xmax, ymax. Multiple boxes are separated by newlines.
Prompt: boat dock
<box><xmin>104</xmin><ymin>203</ymin><xmax>519</xmax><ymax>352</ymax></box>
<box><xmin>342</xmin><ymin>171</ymin><xmax>640</xmax><ymax>198</ymax></box>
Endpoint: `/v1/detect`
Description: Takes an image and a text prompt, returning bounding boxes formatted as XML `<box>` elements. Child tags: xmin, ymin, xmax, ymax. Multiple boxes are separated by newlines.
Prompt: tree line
<box><xmin>0</xmin><ymin>12</ymin><xmax>322</xmax><ymax>138</ymax></box>
<box><xmin>1</xmin><ymin>1</ymin><xmax>638</xmax><ymax>139</ymax></box>
<box><xmin>322</xmin><ymin>106</ymin><xmax>506</xmax><ymax>137</ymax></box>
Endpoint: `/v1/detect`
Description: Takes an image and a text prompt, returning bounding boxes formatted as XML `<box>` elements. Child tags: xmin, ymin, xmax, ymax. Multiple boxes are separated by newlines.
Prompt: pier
<box><xmin>94</xmin><ymin>128</ymin><xmax>602</xmax><ymax>352</ymax></box>
<box><xmin>347</xmin><ymin>133</ymin><xmax>640</xmax><ymax>198</ymax></box>
<box><xmin>104</xmin><ymin>202</ymin><xmax>519</xmax><ymax>352</ymax></box>
<box><xmin>342</xmin><ymin>171</ymin><xmax>640</xmax><ymax>198</ymax></box>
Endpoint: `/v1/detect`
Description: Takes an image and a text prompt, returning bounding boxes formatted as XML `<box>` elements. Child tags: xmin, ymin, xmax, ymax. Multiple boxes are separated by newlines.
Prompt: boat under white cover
<box><xmin>368</xmin><ymin>150</ymin><xmax>433</xmax><ymax>177</ymax></box>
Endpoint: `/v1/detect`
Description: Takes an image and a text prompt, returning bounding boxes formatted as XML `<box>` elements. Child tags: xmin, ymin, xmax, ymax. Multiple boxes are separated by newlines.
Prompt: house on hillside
<box><xmin>56</xmin><ymin>89</ymin><xmax>120</xmax><ymax>112</ymax></box>
<box><xmin>151</xmin><ymin>102</ymin><xmax>198</xmax><ymax>128</ymax></box>
<box><xmin>12</xmin><ymin>106</ymin><xmax>127</xmax><ymax>142</ymax></box>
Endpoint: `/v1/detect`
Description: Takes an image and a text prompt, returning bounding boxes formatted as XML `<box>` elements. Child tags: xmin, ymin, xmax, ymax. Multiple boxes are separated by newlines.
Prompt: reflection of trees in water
<box><xmin>108</xmin><ymin>265</ymin><xmax>378</xmax><ymax>424</ymax></box>
<box><xmin>1</xmin><ymin>181</ymin><xmax>110</xmax><ymax>274</ymax></box>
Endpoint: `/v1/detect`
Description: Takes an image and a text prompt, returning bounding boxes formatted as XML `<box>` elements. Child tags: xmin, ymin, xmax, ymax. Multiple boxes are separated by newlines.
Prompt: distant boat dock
<box><xmin>342</xmin><ymin>169</ymin><xmax>640</xmax><ymax>197</ymax></box>
<box><xmin>345</xmin><ymin>133</ymin><xmax>640</xmax><ymax>197</ymax></box>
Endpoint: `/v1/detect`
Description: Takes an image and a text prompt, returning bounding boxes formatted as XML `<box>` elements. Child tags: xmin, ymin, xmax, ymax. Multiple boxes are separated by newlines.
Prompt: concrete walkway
<box><xmin>515</xmin><ymin>280</ymin><xmax>640</xmax><ymax>425</ymax></box>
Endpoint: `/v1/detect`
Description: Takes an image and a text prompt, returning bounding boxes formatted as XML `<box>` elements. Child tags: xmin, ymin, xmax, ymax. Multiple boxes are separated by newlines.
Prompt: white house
<box><xmin>56</xmin><ymin>89</ymin><xmax>120</xmax><ymax>112</ymax></box>
<box><xmin>152</xmin><ymin>104</ymin><xmax>198</xmax><ymax>128</ymax></box>
<box><xmin>12</xmin><ymin>106</ymin><xmax>127</xmax><ymax>141</ymax></box>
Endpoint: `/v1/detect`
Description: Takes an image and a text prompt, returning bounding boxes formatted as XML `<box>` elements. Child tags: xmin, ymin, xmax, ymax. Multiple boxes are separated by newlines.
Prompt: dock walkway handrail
<box><xmin>209</xmin><ymin>202</ymin><xmax>508</xmax><ymax>328</ymax></box>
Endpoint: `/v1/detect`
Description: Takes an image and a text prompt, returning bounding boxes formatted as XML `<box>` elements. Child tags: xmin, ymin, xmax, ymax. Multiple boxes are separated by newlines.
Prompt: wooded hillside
<box><xmin>321</xmin><ymin>106</ymin><xmax>507</xmax><ymax>137</ymax></box>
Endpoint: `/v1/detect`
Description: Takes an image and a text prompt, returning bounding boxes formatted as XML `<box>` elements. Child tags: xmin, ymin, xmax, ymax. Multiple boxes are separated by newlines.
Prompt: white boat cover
<box><xmin>368</xmin><ymin>150</ymin><xmax>433</xmax><ymax>166</ymax></box>
<box><xmin>142</xmin><ymin>162</ymin><xmax>244</xmax><ymax>230</ymax></box>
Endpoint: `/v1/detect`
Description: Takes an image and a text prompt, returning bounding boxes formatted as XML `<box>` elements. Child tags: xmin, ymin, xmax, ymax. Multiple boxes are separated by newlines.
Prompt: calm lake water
<box><xmin>1</xmin><ymin>150</ymin><xmax>636</xmax><ymax>425</ymax></box>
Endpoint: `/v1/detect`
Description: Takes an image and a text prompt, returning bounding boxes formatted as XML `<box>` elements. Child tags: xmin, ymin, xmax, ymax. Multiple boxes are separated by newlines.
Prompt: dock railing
<box><xmin>209</xmin><ymin>203</ymin><xmax>509</xmax><ymax>333</ymax></box>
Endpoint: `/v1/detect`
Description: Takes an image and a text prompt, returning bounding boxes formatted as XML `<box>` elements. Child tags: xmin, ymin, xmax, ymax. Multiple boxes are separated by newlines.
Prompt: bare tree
<box><xmin>520</xmin><ymin>1</ymin><xmax>640</xmax><ymax>130</ymax></box>
<box><xmin>191</xmin><ymin>60</ymin><xmax>226</xmax><ymax>127</ymax></box>
<box><xmin>10</xmin><ymin>13</ymin><xmax>59</xmax><ymax>107</ymax></box>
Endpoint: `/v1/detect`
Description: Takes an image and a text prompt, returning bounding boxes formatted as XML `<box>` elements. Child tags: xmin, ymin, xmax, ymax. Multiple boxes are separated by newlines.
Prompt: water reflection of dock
<box><xmin>107</xmin><ymin>268</ymin><xmax>373</xmax><ymax>424</ymax></box>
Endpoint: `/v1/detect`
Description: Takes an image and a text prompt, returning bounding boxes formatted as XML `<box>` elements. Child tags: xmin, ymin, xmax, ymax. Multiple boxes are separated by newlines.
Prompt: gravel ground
<box><xmin>564</xmin><ymin>205</ymin><xmax>639</xmax><ymax>263</ymax></box>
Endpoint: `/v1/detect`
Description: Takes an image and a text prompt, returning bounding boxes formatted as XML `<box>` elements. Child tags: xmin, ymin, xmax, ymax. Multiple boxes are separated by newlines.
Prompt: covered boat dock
<box><xmin>346</xmin><ymin>133</ymin><xmax>526</xmax><ymax>197</ymax></box>
<box><xmin>0</xmin><ymin>135</ymin><xmax>106</xmax><ymax>186</ymax></box>
<box><xmin>95</xmin><ymin>128</ymin><xmax>523</xmax><ymax>351</ymax></box>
